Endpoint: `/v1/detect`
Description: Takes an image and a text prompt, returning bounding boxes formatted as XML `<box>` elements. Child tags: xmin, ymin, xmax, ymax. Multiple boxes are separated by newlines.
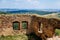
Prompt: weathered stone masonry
<box><xmin>0</xmin><ymin>14</ymin><xmax>32</xmax><ymax>35</ymax></box>
<box><xmin>0</xmin><ymin>14</ymin><xmax>60</xmax><ymax>40</ymax></box>
<box><xmin>31</xmin><ymin>15</ymin><xmax>60</xmax><ymax>40</ymax></box>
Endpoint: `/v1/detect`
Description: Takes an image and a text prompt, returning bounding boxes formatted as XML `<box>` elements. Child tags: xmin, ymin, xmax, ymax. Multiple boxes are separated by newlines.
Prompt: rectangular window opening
<box><xmin>22</xmin><ymin>21</ymin><xmax>28</xmax><ymax>29</ymax></box>
<box><xmin>13</xmin><ymin>21</ymin><xmax>20</xmax><ymax>30</ymax></box>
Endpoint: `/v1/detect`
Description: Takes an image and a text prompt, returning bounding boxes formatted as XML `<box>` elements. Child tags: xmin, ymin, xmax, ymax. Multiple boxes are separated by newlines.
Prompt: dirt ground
<box><xmin>47</xmin><ymin>36</ymin><xmax>60</xmax><ymax>40</ymax></box>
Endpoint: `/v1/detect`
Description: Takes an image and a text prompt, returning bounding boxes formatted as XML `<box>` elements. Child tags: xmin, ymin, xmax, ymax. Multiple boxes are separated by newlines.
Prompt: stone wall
<box><xmin>0</xmin><ymin>14</ymin><xmax>32</xmax><ymax>36</ymax></box>
<box><xmin>0</xmin><ymin>14</ymin><xmax>60</xmax><ymax>40</ymax></box>
<box><xmin>31</xmin><ymin>15</ymin><xmax>60</xmax><ymax>40</ymax></box>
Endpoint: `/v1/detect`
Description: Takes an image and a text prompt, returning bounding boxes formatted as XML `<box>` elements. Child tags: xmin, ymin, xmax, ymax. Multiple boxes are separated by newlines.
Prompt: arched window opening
<box><xmin>22</xmin><ymin>21</ymin><xmax>28</xmax><ymax>29</ymax></box>
<box><xmin>38</xmin><ymin>22</ymin><xmax>43</xmax><ymax>33</ymax></box>
<box><xmin>13</xmin><ymin>21</ymin><xmax>20</xmax><ymax>30</ymax></box>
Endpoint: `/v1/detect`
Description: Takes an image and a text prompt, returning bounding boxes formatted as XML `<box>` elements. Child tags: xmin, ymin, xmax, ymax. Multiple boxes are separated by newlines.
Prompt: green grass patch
<box><xmin>0</xmin><ymin>34</ymin><xmax>28</xmax><ymax>40</ymax></box>
<box><xmin>55</xmin><ymin>29</ymin><xmax>60</xmax><ymax>36</ymax></box>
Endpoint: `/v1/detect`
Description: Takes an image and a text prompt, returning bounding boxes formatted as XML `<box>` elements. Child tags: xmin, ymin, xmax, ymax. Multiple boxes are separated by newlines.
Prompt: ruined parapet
<box><xmin>31</xmin><ymin>14</ymin><xmax>60</xmax><ymax>40</ymax></box>
<box><xmin>0</xmin><ymin>13</ymin><xmax>60</xmax><ymax>40</ymax></box>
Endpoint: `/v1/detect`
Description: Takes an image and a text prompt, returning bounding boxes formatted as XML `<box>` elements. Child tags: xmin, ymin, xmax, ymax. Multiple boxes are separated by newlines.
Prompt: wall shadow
<box><xmin>26</xmin><ymin>33</ymin><xmax>42</xmax><ymax>40</ymax></box>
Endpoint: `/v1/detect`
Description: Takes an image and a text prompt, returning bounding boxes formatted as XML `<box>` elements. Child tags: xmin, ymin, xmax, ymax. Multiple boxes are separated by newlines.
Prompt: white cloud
<box><xmin>32</xmin><ymin>1</ymin><xmax>40</xmax><ymax>8</ymax></box>
<box><xmin>15</xmin><ymin>0</ymin><xmax>21</xmax><ymax>2</ymax></box>
<box><xmin>27</xmin><ymin>0</ymin><xmax>39</xmax><ymax>6</ymax></box>
<box><xmin>27</xmin><ymin>0</ymin><xmax>39</xmax><ymax>2</ymax></box>
<box><xmin>27</xmin><ymin>0</ymin><xmax>32</xmax><ymax>2</ymax></box>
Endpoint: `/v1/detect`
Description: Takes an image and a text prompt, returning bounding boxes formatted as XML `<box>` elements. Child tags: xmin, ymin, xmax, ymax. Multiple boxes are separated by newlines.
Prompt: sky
<box><xmin>0</xmin><ymin>0</ymin><xmax>60</xmax><ymax>9</ymax></box>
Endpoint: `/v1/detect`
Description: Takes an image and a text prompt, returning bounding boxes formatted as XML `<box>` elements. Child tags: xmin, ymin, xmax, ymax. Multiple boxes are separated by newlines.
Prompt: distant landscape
<box><xmin>0</xmin><ymin>9</ymin><xmax>60</xmax><ymax>15</ymax></box>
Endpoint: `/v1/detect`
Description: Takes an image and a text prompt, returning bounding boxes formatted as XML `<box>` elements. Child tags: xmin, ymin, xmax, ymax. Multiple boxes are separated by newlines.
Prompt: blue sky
<box><xmin>0</xmin><ymin>0</ymin><xmax>60</xmax><ymax>9</ymax></box>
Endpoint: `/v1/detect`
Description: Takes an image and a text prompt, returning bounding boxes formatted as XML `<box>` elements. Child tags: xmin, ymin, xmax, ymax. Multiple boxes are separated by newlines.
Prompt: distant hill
<box><xmin>0</xmin><ymin>9</ymin><xmax>60</xmax><ymax>15</ymax></box>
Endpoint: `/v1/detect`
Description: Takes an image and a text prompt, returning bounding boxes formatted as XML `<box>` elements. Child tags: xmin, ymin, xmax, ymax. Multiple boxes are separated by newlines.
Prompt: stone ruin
<box><xmin>0</xmin><ymin>14</ymin><xmax>60</xmax><ymax>40</ymax></box>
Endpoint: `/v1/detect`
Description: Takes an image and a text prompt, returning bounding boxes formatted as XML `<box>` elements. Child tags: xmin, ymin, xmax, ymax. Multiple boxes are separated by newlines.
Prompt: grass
<box><xmin>55</xmin><ymin>29</ymin><xmax>60</xmax><ymax>36</ymax></box>
<box><xmin>0</xmin><ymin>33</ymin><xmax>41</xmax><ymax>40</ymax></box>
<box><xmin>0</xmin><ymin>34</ymin><xmax>28</xmax><ymax>40</ymax></box>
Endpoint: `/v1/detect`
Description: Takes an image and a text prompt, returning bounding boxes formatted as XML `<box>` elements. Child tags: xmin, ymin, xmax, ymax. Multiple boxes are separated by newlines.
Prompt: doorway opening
<box><xmin>38</xmin><ymin>22</ymin><xmax>43</xmax><ymax>33</ymax></box>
